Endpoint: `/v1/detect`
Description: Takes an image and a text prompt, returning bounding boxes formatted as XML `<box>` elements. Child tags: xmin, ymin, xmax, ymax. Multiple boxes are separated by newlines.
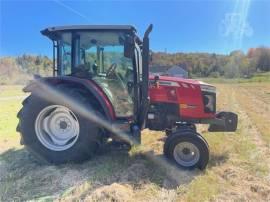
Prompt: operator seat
<box><xmin>71</xmin><ymin>64</ymin><xmax>93</xmax><ymax>79</ymax></box>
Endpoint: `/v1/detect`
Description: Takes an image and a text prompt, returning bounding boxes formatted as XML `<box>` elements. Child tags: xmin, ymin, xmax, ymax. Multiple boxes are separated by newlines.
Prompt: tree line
<box><xmin>151</xmin><ymin>47</ymin><xmax>270</xmax><ymax>78</ymax></box>
<box><xmin>0</xmin><ymin>47</ymin><xmax>269</xmax><ymax>84</ymax></box>
<box><xmin>0</xmin><ymin>55</ymin><xmax>52</xmax><ymax>84</ymax></box>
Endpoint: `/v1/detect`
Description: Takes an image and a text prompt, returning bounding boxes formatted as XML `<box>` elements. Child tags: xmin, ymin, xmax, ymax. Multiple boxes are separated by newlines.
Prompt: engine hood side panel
<box><xmin>149</xmin><ymin>76</ymin><xmax>216</xmax><ymax>119</ymax></box>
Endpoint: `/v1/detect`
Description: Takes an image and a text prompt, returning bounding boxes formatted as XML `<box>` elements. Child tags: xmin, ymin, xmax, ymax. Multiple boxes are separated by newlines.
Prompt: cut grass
<box><xmin>0</xmin><ymin>85</ymin><xmax>25</xmax><ymax>97</ymax></box>
<box><xmin>0</xmin><ymin>84</ymin><xmax>270</xmax><ymax>201</ymax></box>
<box><xmin>234</xmin><ymin>84</ymin><xmax>270</xmax><ymax>145</ymax></box>
<box><xmin>0</xmin><ymin>100</ymin><xmax>22</xmax><ymax>138</ymax></box>
<box><xmin>176</xmin><ymin>83</ymin><xmax>270</xmax><ymax>201</ymax></box>
<box><xmin>0</xmin><ymin>85</ymin><xmax>27</xmax><ymax>151</ymax></box>
<box><xmin>198</xmin><ymin>72</ymin><xmax>270</xmax><ymax>84</ymax></box>
<box><xmin>178</xmin><ymin>170</ymin><xmax>226</xmax><ymax>202</ymax></box>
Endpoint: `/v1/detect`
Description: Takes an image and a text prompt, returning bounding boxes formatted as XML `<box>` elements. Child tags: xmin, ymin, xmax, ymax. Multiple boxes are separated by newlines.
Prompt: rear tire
<box><xmin>164</xmin><ymin>130</ymin><xmax>209</xmax><ymax>170</ymax></box>
<box><xmin>17</xmin><ymin>85</ymin><xmax>102</xmax><ymax>164</ymax></box>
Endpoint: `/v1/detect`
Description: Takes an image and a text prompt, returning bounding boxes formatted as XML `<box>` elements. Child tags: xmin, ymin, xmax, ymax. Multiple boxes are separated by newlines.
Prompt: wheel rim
<box><xmin>173</xmin><ymin>141</ymin><xmax>200</xmax><ymax>167</ymax></box>
<box><xmin>35</xmin><ymin>105</ymin><xmax>80</xmax><ymax>151</ymax></box>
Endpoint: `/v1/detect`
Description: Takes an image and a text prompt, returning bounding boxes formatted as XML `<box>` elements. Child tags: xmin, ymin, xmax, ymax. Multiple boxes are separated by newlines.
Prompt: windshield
<box><xmin>58</xmin><ymin>31</ymin><xmax>135</xmax><ymax>117</ymax></box>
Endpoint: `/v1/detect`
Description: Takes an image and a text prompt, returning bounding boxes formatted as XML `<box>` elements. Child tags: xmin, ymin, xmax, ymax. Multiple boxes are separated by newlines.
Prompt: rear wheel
<box><xmin>17</xmin><ymin>85</ymin><xmax>102</xmax><ymax>164</ymax></box>
<box><xmin>35</xmin><ymin>105</ymin><xmax>80</xmax><ymax>151</ymax></box>
<box><xmin>164</xmin><ymin>130</ymin><xmax>209</xmax><ymax>170</ymax></box>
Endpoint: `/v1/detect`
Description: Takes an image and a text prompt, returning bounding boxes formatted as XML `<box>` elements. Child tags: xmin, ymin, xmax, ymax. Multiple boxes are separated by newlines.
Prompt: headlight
<box><xmin>200</xmin><ymin>83</ymin><xmax>216</xmax><ymax>113</ymax></box>
<box><xmin>203</xmin><ymin>94</ymin><xmax>215</xmax><ymax>112</ymax></box>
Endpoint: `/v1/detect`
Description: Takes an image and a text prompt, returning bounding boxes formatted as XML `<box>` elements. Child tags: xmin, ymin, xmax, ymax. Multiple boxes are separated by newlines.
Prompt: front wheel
<box><xmin>164</xmin><ymin>131</ymin><xmax>209</xmax><ymax>170</ymax></box>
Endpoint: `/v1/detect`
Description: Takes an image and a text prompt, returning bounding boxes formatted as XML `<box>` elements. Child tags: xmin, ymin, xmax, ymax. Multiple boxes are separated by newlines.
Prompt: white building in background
<box><xmin>150</xmin><ymin>65</ymin><xmax>188</xmax><ymax>78</ymax></box>
<box><xmin>166</xmin><ymin>65</ymin><xmax>188</xmax><ymax>78</ymax></box>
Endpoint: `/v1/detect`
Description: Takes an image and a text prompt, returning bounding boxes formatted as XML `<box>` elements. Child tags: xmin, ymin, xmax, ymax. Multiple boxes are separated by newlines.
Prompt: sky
<box><xmin>0</xmin><ymin>0</ymin><xmax>269</xmax><ymax>56</ymax></box>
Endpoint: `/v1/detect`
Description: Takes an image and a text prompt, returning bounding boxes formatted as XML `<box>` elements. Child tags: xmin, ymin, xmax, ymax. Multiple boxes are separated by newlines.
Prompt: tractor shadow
<box><xmin>208</xmin><ymin>152</ymin><xmax>229</xmax><ymax>167</ymax></box>
<box><xmin>0</xmin><ymin>145</ymin><xmax>229</xmax><ymax>201</ymax></box>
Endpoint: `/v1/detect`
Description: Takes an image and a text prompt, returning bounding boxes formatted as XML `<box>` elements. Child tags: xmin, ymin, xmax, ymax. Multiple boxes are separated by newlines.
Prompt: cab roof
<box><xmin>41</xmin><ymin>25</ymin><xmax>137</xmax><ymax>40</ymax></box>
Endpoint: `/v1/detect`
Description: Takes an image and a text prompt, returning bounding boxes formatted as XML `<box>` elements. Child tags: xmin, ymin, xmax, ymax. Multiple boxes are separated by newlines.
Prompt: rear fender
<box><xmin>23</xmin><ymin>76</ymin><xmax>115</xmax><ymax>121</ymax></box>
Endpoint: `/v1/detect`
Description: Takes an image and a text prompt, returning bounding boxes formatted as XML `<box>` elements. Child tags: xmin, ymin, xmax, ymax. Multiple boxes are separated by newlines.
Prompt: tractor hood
<box><xmin>150</xmin><ymin>75</ymin><xmax>212</xmax><ymax>86</ymax></box>
<box><xmin>149</xmin><ymin>75</ymin><xmax>216</xmax><ymax>93</ymax></box>
<box><xmin>152</xmin><ymin>75</ymin><xmax>200</xmax><ymax>85</ymax></box>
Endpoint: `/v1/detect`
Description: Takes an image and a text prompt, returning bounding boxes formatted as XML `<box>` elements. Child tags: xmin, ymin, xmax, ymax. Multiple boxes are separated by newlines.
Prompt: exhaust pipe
<box><xmin>139</xmin><ymin>24</ymin><xmax>153</xmax><ymax>129</ymax></box>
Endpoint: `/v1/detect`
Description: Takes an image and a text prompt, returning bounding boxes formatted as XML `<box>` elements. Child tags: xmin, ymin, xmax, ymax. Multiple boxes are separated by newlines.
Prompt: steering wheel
<box><xmin>106</xmin><ymin>63</ymin><xmax>117</xmax><ymax>77</ymax></box>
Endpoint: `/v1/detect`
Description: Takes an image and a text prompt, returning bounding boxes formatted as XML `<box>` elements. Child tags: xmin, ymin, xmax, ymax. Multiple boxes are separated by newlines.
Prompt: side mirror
<box><xmin>124</xmin><ymin>36</ymin><xmax>134</xmax><ymax>58</ymax></box>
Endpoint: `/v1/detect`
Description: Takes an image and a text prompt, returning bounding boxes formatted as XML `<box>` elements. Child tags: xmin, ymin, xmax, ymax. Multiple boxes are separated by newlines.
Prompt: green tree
<box><xmin>256</xmin><ymin>48</ymin><xmax>270</xmax><ymax>71</ymax></box>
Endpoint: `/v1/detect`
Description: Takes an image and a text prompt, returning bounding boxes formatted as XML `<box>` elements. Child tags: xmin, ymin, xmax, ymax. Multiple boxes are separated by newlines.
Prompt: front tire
<box><xmin>17</xmin><ymin>86</ymin><xmax>101</xmax><ymax>164</ymax></box>
<box><xmin>164</xmin><ymin>130</ymin><xmax>209</xmax><ymax>170</ymax></box>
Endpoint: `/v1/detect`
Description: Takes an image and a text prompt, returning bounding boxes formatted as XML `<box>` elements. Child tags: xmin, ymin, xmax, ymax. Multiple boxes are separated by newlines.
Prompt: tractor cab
<box><xmin>41</xmin><ymin>25</ymin><xmax>151</xmax><ymax>125</ymax></box>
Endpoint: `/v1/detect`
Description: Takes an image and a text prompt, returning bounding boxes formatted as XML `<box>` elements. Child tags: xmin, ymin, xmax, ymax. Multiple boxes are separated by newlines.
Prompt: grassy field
<box><xmin>198</xmin><ymin>72</ymin><xmax>270</xmax><ymax>84</ymax></box>
<box><xmin>0</xmin><ymin>82</ymin><xmax>270</xmax><ymax>201</ymax></box>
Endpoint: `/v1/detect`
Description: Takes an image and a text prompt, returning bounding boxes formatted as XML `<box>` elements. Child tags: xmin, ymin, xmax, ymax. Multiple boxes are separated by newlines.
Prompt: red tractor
<box><xmin>17</xmin><ymin>25</ymin><xmax>237</xmax><ymax>169</ymax></box>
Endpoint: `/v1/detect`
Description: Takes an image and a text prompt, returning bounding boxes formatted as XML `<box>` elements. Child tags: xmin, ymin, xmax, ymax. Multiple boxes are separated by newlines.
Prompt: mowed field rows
<box><xmin>0</xmin><ymin>83</ymin><xmax>270</xmax><ymax>202</ymax></box>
